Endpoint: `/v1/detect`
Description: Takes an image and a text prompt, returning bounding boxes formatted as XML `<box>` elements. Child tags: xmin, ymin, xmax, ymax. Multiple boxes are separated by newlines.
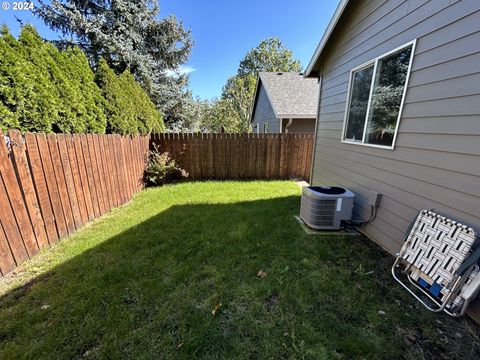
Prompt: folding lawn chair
<box><xmin>392</xmin><ymin>210</ymin><xmax>480</xmax><ymax>317</ymax></box>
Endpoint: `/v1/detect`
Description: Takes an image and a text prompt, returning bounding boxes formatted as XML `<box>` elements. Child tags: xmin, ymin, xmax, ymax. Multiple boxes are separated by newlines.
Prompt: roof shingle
<box><xmin>257</xmin><ymin>72</ymin><xmax>319</xmax><ymax>118</ymax></box>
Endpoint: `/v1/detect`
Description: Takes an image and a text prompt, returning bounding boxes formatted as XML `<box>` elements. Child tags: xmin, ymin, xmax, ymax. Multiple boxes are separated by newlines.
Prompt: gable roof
<box><xmin>251</xmin><ymin>72</ymin><xmax>319</xmax><ymax>120</ymax></box>
<box><xmin>305</xmin><ymin>0</ymin><xmax>350</xmax><ymax>77</ymax></box>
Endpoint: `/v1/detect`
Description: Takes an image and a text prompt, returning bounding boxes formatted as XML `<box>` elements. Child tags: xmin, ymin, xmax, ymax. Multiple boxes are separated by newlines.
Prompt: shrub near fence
<box><xmin>150</xmin><ymin>133</ymin><xmax>314</xmax><ymax>181</ymax></box>
<box><xmin>0</xmin><ymin>130</ymin><xmax>149</xmax><ymax>276</ymax></box>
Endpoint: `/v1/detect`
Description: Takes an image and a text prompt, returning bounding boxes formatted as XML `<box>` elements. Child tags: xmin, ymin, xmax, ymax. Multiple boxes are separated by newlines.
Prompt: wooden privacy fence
<box><xmin>151</xmin><ymin>133</ymin><xmax>314</xmax><ymax>181</ymax></box>
<box><xmin>0</xmin><ymin>131</ymin><xmax>313</xmax><ymax>276</ymax></box>
<box><xmin>0</xmin><ymin>130</ymin><xmax>149</xmax><ymax>276</ymax></box>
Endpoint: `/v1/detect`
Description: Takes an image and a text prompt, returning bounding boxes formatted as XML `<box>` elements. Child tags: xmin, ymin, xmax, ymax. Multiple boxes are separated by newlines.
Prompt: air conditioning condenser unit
<box><xmin>300</xmin><ymin>186</ymin><xmax>355</xmax><ymax>230</ymax></box>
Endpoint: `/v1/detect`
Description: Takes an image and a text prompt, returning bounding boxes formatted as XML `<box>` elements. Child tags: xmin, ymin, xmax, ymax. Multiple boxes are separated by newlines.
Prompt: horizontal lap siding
<box><xmin>313</xmin><ymin>0</ymin><xmax>480</xmax><ymax>253</ymax></box>
<box><xmin>282</xmin><ymin>118</ymin><xmax>316</xmax><ymax>133</ymax></box>
<box><xmin>311</xmin><ymin>0</ymin><xmax>480</xmax><ymax>320</ymax></box>
<box><xmin>251</xmin><ymin>83</ymin><xmax>280</xmax><ymax>133</ymax></box>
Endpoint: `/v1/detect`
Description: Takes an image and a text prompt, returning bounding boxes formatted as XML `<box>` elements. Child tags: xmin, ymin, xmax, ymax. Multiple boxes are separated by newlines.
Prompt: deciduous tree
<box><xmin>219</xmin><ymin>37</ymin><xmax>302</xmax><ymax>132</ymax></box>
<box><xmin>238</xmin><ymin>37</ymin><xmax>302</xmax><ymax>76</ymax></box>
<box><xmin>221</xmin><ymin>74</ymin><xmax>256</xmax><ymax>132</ymax></box>
<box><xmin>202</xmin><ymin>99</ymin><xmax>243</xmax><ymax>133</ymax></box>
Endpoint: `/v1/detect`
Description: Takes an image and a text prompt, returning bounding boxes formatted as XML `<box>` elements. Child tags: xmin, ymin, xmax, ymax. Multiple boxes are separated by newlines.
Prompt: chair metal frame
<box><xmin>392</xmin><ymin>210</ymin><xmax>480</xmax><ymax>317</ymax></box>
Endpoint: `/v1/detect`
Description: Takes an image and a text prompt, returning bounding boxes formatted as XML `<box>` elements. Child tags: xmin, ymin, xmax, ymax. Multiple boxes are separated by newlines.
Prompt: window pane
<box><xmin>365</xmin><ymin>45</ymin><xmax>412</xmax><ymax>146</ymax></box>
<box><xmin>345</xmin><ymin>65</ymin><xmax>374</xmax><ymax>141</ymax></box>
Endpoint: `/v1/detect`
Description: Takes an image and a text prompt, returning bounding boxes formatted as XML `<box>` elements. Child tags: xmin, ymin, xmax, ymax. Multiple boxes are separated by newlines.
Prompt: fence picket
<box><xmin>104</xmin><ymin>135</ymin><xmax>118</xmax><ymax>207</ymax></box>
<box><xmin>0</xmin><ymin>133</ymin><xmax>39</xmax><ymax>257</ymax></box>
<box><xmin>25</xmin><ymin>133</ymin><xmax>58</xmax><ymax>243</ymax></box>
<box><xmin>126</xmin><ymin>137</ymin><xmax>135</xmax><ymax>196</ymax></box>
<box><xmin>0</xmin><ymin>132</ymin><xmax>32</xmax><ymax>261</ymax></box>
<box><xmin>8</xmin><ymin>130</ymin><xmax>48</xmax><ymax>249</ymax></box>
<box><xmin>0</xmin><ymin>222</ymin><xmax>16</xmax><ymax>276</ymax></box>
<box><xmin>114</xmin><ymin>135</ymin><xmax>126</xmax><ymax>204</ymax></box>
<box><xmin>37</xmin><ymin>134</ymin><xmax>68</xmax><ymax>239</ymax></box>
<box><xmin>57</xmin><ymin>134</ymin><xmax>82</xmax><ymax>229</ymax></box>
<box><xmin>74</xmin><ymin>134</ymin><xmax>95</xmax><ymax>221</ymax></box>
<box><xmin>96</xmin><ymin>134</ymin><xmax>108</xmax><ymax>212</ymax></box>
<box><xmin>149</xmin><ymin>133</ymin><xmax>313</xmax><ymax>181</ymax></box>
<box><xmin>48</xmin><ymin>134</ymin><xmax>75</xmax><ymax>235</ymax></box>
<box><xmin>109</xmin><ymin>135</ymin><xmax>120</xmax><ymax>204</ymax></box>
<box><xmin>81</xmin><ymin>134</ymin><xmax>100</xmax><ymax>217</ymax></box>
<box><xmin>66</xmin><ymin>135</ymin><xmax>88</xmax><ymax>225</ymax></box>
<box><xmin>89</xmin><ymin>134</ymin><xmax>107</xmax><ymax>214</ymax></box>
<box><xmin>0</xmin><ymin>131</ymin><xmax>150</xmax><ymax>276</ymax></box>
<box><xmin>106</xmin><ymin>135</ymin><xmax>120</xmax><ymax>207</ymax></box>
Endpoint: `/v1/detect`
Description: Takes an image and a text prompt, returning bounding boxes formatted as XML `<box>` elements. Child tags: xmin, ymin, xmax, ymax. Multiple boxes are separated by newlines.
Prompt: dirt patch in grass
<box><xmin>265</xmin><ymin>292</ymin><xmax>279</xmax><ymax>310</ymax></box>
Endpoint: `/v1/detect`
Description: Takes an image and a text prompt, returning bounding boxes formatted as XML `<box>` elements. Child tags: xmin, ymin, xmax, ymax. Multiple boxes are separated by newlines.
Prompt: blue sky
<box><xmin>0</xmin><ymin>0</ymin><xmax>340</xmax><ymax>99</ymax></box>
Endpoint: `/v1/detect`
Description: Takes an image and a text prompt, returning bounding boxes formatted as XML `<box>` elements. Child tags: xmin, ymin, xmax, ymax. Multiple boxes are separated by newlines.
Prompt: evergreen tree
<box><xmin>64</xmin><ymin>47</ymin><xmax>107</xmax><ymax>133</ymax></box>
<box><xmin>95</xmin><ymin>59</ymin><xmax>164</xmax><ymax>135</ymax></box>
<box><xmin>17</xmin><ymin>26</ymin><xmax>107</xmax><ymax>133</ymax></box>
<box><xmin>0</xmin><ymin>27</ymin><xmax>21</xmax><ymax>130</ymax></box>
<box><xmin>36</xmin><ymin>0</ymin><xmax>193</xmax><ymax>122</ymax></box>
<box><xmin>95</xmin><ymin>59</ymin><xmax>135</xmax><ymax>134</ymax></box>
<box><xmin>0</xmin><ymin>25</ymin><xmax>108</xmax><ymax>133</ymax></box>
<box><xmin>0</xmin><ymin>25</ymin><xmax>160</xmax><ymax>134</ymax></box>
<box><xmin>166</xmin><ymin>95</ymin><xmax>211</xmax><ymax>133</ymax></box>
<box><xmin>0</xmin><ymin>26</ymin><xmax>58</xmax><ymax>132</ymax></box>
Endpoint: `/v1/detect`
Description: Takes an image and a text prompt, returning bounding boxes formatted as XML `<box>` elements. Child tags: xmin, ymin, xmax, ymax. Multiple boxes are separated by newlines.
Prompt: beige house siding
<box><xmin>312</xmin><ymin>0</ymin><xmax>480</xmax><ymax>259</ymax></box>
<box><xmin>282</xmin><ymin>118</ymin><xmax>316</xmax><ymax>133</ymax></box>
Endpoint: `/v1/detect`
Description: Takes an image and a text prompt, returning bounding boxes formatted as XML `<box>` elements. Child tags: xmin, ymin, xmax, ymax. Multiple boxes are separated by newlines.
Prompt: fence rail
<box><xmin>150</xmin><ymin>133</ymin><xmax>314</xmax><ymax>181</ymax></box>
<box><xmin>0</xmin><ymin>130</ymin><xmax>149</xmax><ymax>276</ymax></box>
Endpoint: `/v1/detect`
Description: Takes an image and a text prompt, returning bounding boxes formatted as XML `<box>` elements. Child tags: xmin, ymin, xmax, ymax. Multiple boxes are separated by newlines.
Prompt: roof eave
<box><xmin>304</xmin><ymin>0</ymin><xmax>350</xmax><ymax>78</ymax></box>
<box><xmin>277</xmin><ymin>114</ymin><xmax>317</xmax><ymax>119</ymax></box>
<box><xmin>249</xmin><ymin>76</ymin><xmax>262</xmax><ymax>123</ymax></box>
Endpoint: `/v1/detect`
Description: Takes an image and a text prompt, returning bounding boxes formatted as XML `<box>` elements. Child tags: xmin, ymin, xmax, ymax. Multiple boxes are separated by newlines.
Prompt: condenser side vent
<box><xmin>300</xmin><ymin>186</ymin><xmax>355</xmax><ymax>230</ymax></box>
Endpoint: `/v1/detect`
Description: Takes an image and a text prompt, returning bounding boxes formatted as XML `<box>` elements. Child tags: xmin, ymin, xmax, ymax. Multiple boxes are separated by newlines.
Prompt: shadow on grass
<box><xmin>0</xmin><ymin>195</ymin><xmax>479</xmax><ymax>359</ymax></box>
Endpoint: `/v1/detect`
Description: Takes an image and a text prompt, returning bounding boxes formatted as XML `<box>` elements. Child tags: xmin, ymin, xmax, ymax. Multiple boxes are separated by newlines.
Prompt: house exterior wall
<box><xmin>312</xmin><ymin>1</ymin><xmax>480</xmax><ymax>259</ymax></box>
<box><xmin>251</xmin><ymin>83</ymin><xmax>280</xmax><ymax>133</ymax></box>
<box><xmin>282</xmin><ymin>118</ymin><xmax>316</xmax><ymax>133</ymax></box>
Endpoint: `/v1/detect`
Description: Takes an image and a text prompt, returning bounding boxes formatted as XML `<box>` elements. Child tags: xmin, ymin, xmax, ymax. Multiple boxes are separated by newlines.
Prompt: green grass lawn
<box><xmin>0</xmin><ymin>181</ymin><xmax>479</xmax><ymax>359</ymax></box>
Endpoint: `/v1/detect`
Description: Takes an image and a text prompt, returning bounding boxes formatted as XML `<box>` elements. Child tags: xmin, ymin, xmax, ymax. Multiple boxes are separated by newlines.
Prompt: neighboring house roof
<box><xmin>251</xmin><ymin>72</ymin><xmax>319</xmax><ymax>120</ymax></box>
<box><xmin>305</xmin><ymin>0</ymin><xmax>350</xmax><ymax>77</ymax></box>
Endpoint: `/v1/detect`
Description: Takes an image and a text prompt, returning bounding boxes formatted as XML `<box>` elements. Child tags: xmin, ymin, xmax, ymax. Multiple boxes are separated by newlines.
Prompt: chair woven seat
<box><xmin>393</xmin><ymin>210</ymin><xmax>480</xmax><ymax>317</ymax></box>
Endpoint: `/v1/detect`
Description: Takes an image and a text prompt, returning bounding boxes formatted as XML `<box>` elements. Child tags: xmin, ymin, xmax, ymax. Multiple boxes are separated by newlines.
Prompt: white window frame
<box><xmin>341</xmin><ymin>40</ymin><xmax>417</xmax><ymax>150</ymax></box>
<box><xmin>263</xmin><ymin>123</ymin><xmax>269</xmax><ymax>133</ymax></box>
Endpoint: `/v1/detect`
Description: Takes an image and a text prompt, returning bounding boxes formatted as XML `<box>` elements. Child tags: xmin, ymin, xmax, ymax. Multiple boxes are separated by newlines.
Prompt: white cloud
<box><xmin>165</xmin><ymin>65</ymin><xmax>196</xmax><ymax>77</ymax></box>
